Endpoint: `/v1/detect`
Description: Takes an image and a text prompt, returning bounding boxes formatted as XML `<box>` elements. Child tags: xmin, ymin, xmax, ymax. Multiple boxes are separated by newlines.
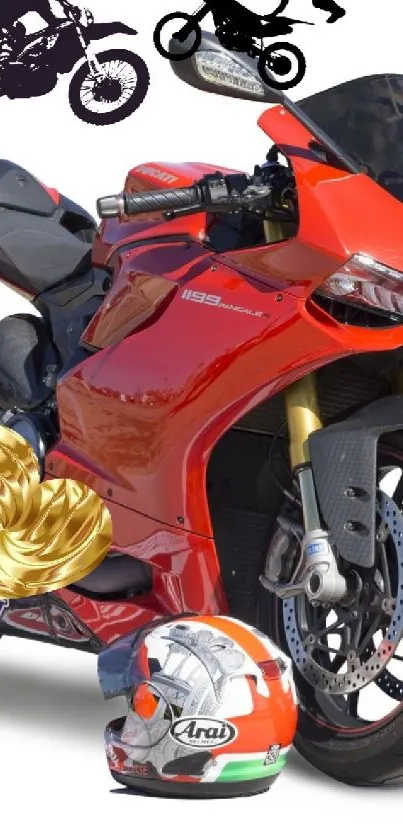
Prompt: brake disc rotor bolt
<box><xmin>304</xmin><ymin>634</ymin><xmax>316</xmax><ymax>646</ymax></box>
<box><xmin>382</xmin><ymin>597</ymin><xmax>393</xmax><ymax>615</ymax></box>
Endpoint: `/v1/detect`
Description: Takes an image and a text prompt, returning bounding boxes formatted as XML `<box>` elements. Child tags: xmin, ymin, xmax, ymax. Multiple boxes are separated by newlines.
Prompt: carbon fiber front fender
<box><xmin>309</xmin><ymin>395</ymin><xmax>403</xmax><ymax>568</ymax></box>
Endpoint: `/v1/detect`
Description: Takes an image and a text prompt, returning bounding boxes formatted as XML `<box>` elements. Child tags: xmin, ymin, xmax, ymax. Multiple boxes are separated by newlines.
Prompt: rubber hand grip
<box><xmin>97</xmin><ymin>186</ymin><xmax>201</xmax><ymax>219</ymax></box>
<box><xmin>124</xmin><ymin>187</ymin><xmax>201</xmax><ymax>215</ymax></box>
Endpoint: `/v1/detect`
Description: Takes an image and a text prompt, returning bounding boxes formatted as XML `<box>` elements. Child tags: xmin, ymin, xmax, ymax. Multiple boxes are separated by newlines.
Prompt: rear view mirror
<box><xmin>168</xmin><ymin>30</ymin><xmax>285</xmax><ymax>105</ymax></box>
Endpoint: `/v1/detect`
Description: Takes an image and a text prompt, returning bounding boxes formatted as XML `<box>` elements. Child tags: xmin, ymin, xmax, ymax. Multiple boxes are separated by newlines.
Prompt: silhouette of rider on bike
<box><xmin>0</xmin><ymin>0</ymin><xmax>81</xmax><ymax>69</ymax></box>
<box><xmin>154</xmin><ymin>0</ymin><xmax>347</xmax><ymax>91</ymax></box>
<box><xmin>211</xmin><ymin>0</ymin><xmax>345</xmax><ymax>36</ymax></box>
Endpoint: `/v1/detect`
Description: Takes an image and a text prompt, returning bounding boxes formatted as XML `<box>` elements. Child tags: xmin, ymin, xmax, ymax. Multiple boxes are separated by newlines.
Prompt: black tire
<box><xmin>68</xmin><ymin>50</ymin><xmax>150</xmax><ymax>127</ymax></box>
<box><xmin>153</xmin><ymin>13</ymin><xmax>202</xmax><ymax>61</ymax></box>
<box><xmin>261</xmin><ymin>598</ymin><xmax>403</xmax><ymax>787</ymax></box>
<box><xmin>293</xmin><ymin>692</ymin><xmax>403</xmax><ymax>787</ymax></box>
<box><xmin>258</xmin><ymin>438</ymin><xmax>403</xmax><ymax>786</ymax></box>
<box><xmin>257</xmin><ymin>42</ymin><xmax>306</xmax><ymax>90</ymax></box>
<box><xmin>272</xmin><ymin>0</ymin><xmax>291</xmax><ymax>11</ymax></box>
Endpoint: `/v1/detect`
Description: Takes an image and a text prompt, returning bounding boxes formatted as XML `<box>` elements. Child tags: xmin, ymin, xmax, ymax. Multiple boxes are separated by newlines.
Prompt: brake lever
<box><xmin>164</xmin><ymin>204</ymin><xmax>205</xmax><ymax>221</ymax></box>
<box><xmin>164</xmin><ymin>198</ymin><xmax>248</xmax><ymax>221</ymax></box>
<box><xmin>163</xmin><ymin>184</ymin><xmax>273</xmax><ymax>222</ymax></box>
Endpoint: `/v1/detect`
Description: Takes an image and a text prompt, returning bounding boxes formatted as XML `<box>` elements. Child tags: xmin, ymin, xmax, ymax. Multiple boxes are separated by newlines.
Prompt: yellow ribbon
<box><xmin>0</xmin><ymin>426</ymin><xmax>112</xmax><ymax>598</ymax></box>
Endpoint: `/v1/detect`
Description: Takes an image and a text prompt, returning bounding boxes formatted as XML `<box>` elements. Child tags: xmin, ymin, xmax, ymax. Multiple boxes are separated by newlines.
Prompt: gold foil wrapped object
<box><xmin>0</xmin><ymin>426</ymin><xmax>112</xmax><ymax>598</ymax></box>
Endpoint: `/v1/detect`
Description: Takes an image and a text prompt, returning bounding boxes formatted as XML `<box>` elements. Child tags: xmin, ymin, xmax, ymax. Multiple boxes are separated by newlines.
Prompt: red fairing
<box><xmin>46</xmin><ymin>187</ymin><xmax>60</xmax><ymax>204</ymax></box>
<box><xmin>92</xmin><ymin>161</ymin><xmax>241</xmax><ymax>266</ymax></box>
<box><xmin>38</xmin><ymin>182</ymin><xmax>60</xmax><ymax>204</ymax></box>
<box><xmin>8</xmin><ymin>104</ymin><xmax>403</xmax><ymax>649</ymax></box>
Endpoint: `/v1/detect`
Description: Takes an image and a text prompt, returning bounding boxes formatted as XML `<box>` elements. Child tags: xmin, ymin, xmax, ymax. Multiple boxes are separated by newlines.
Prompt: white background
<box><xmin>1</xmin><ymin>0</ymin><xmax>403</xmax><ymax>835</ymax></box>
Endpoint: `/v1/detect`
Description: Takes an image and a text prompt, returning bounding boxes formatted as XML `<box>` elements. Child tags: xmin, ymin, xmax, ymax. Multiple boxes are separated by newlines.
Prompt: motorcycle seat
<box><xmin>0</xmin><ymin>207</ymin><xmax>92</xmax><ymax>295</ymax></box>
<box><xmin>0</xmin><ymin>159</ymin><xmax>58</xmax><ymax>217</ymax></box>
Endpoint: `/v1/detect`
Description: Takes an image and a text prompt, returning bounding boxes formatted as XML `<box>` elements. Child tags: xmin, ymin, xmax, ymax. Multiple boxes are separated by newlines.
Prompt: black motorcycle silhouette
<box><xmin>153</xmin><ymin>0</ymin><xmax>314</xmax><ymax>90</ymax></box>
<box><xmin>0</xmin><ymin>2</ymin><xmax>150</xmax><ymax>125</ymax></box>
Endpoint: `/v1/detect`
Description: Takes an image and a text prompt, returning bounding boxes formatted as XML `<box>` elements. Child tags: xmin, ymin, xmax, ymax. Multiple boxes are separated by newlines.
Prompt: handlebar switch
<box><xmin>201</xmin><ymin>173</ymin><xmax>230</xmax><ymax>204</ymax></box>
<box><xmin>201</xmin><ymin>172</ymin><xmax>250</xmax><ymax>207</ymax></box>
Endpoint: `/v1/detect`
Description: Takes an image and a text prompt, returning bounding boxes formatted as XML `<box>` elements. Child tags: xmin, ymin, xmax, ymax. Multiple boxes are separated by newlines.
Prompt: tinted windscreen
<box><xmin>298</xmin><ymin>74</ymin><xmax>403</xmax><ymax>202</ymax></box>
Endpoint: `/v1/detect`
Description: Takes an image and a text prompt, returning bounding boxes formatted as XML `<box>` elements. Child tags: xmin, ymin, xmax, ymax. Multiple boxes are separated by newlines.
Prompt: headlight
<box><xmin>194</xmin><ymin>51</ymin><xmax>266</xmax><ymax>97</ymax></box>
<box><xmin>316</xmin><ymin>254</ymin><xmax>403</xmax><ymax>322</ymax></box>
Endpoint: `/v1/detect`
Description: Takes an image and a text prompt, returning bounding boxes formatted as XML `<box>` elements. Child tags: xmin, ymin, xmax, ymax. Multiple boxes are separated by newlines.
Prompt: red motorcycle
<box><xmin>2</xmin><ymin>31</ymin><xmax>403</xmax><ymax>787</ymax></box>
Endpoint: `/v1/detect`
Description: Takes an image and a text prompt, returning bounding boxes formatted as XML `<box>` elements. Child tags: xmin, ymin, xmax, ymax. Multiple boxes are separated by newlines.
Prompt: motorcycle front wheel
<box><xmin>153</xmin><ymin>13</ymin><xmax>202</xmax><ymax>60</ymax></box>
<box><xmin>259</xmin><ymin>438</ymin><xmax>403</xmax><ymax>786</ymax></box>
<box><xmin>68</xmin><ymin>49</ymin><xmax>150</xmax><ymax>126</ymax></box>
<box><xmin>257</xmin><ymin>42</ymin><xmax>306</xmax><ymax>90</ymax></box>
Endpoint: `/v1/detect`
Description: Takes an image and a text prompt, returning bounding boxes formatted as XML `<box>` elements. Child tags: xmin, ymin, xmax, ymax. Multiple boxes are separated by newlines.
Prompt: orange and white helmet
<box><xmin>98</xmin><ymin>615</ymin><xmax>297</xmax><ymax>797</ymax></box>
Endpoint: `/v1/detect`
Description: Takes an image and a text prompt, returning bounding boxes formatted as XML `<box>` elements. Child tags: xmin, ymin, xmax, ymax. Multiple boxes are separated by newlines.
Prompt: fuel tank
<box><xmin>92</xmin><ymin>160</ymin><xmax>242</xmax><ymax>265</ymax></box>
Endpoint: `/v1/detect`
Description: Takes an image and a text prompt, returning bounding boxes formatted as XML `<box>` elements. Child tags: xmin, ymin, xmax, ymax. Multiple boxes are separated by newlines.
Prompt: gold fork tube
<box><xmin>284</xmin><ymin>373</ymin><xmax>323</xmax><ymax>470</ymax></box>
<box><xmin>263</xmin><ymin>220</ymin><xmax>296</xmax><ymax>244</ymax></box>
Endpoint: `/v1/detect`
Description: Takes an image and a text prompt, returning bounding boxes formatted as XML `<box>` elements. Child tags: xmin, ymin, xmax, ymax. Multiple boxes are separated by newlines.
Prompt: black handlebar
<box><xmin>96</xmin><ymin>171</ymin><xmax>280</xmax><ymax>222</ymax></box>
<box><xmin>97</xmin><ymin>186</ymin><xmax>201</xmax><ymax>219</ymax></box>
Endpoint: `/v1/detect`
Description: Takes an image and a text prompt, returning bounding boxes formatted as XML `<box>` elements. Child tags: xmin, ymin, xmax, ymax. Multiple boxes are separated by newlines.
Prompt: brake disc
<box><xmin>374</xmin><ymin>666</ymin><xmax>403</xmax><ymax>701</ymax></box>
<box><xmin>363</xmin><ymin>638</ymin><xmax>403</xmax><ymax>701</ymax></box>
<box><xmin>283</xmin><ymin>491</ymin><xmax>403</xmax><ymax>694</ymax></box>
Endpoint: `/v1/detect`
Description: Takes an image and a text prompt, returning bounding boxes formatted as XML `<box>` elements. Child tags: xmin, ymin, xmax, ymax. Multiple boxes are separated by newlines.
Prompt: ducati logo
<box><xmin>264</xmin><ymin>744</ymin><xmax>281</xmax><ymax>765</ymax></box>
<box><xmin>135</xmin><ymin>165</ymin><xmax>179</xmax><ymax>185</ymax></box>
<box><xmin>170</xmin><ymin>717</ymin><xmax>237</xmax><ymax>749</ymax></box>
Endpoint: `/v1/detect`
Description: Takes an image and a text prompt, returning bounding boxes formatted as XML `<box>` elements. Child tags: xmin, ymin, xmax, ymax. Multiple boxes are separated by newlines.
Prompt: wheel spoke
<box><xmin>311</xmin><ymin>642</ymin><xmax>346</xmax><ymax>656</ymax></box>
<box><xmin>356</xmin><ymin>614</ymin><xmax>382</xmax><ymax>657</ymax></box>
<box><xmin>345</xmin><ymin>690</ymin><xmax>359</xmax><ymax>716</ymax></box>
<box><xmin>328</xmin><ymin>653</ymin><xmax>347</xmax><ymax>673</ymax></box>
<box><xmin>380</xmin><ymin>542</ymin><xmax>392</xmax><ymax>598</ymax></box>
<box><xmin>391</xmin><ymin>471</ymin><xmax>403</xmax><ymax>508</ymax></box>
<box><xmin>351</xmin><ymin>612</ymin><xmax>363</xmax><ymax>648</ymax></box>
<box><xmin>314</xmin><ymin>690</ymin><xmax>362</xmax><ymax>729</ymax></box>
